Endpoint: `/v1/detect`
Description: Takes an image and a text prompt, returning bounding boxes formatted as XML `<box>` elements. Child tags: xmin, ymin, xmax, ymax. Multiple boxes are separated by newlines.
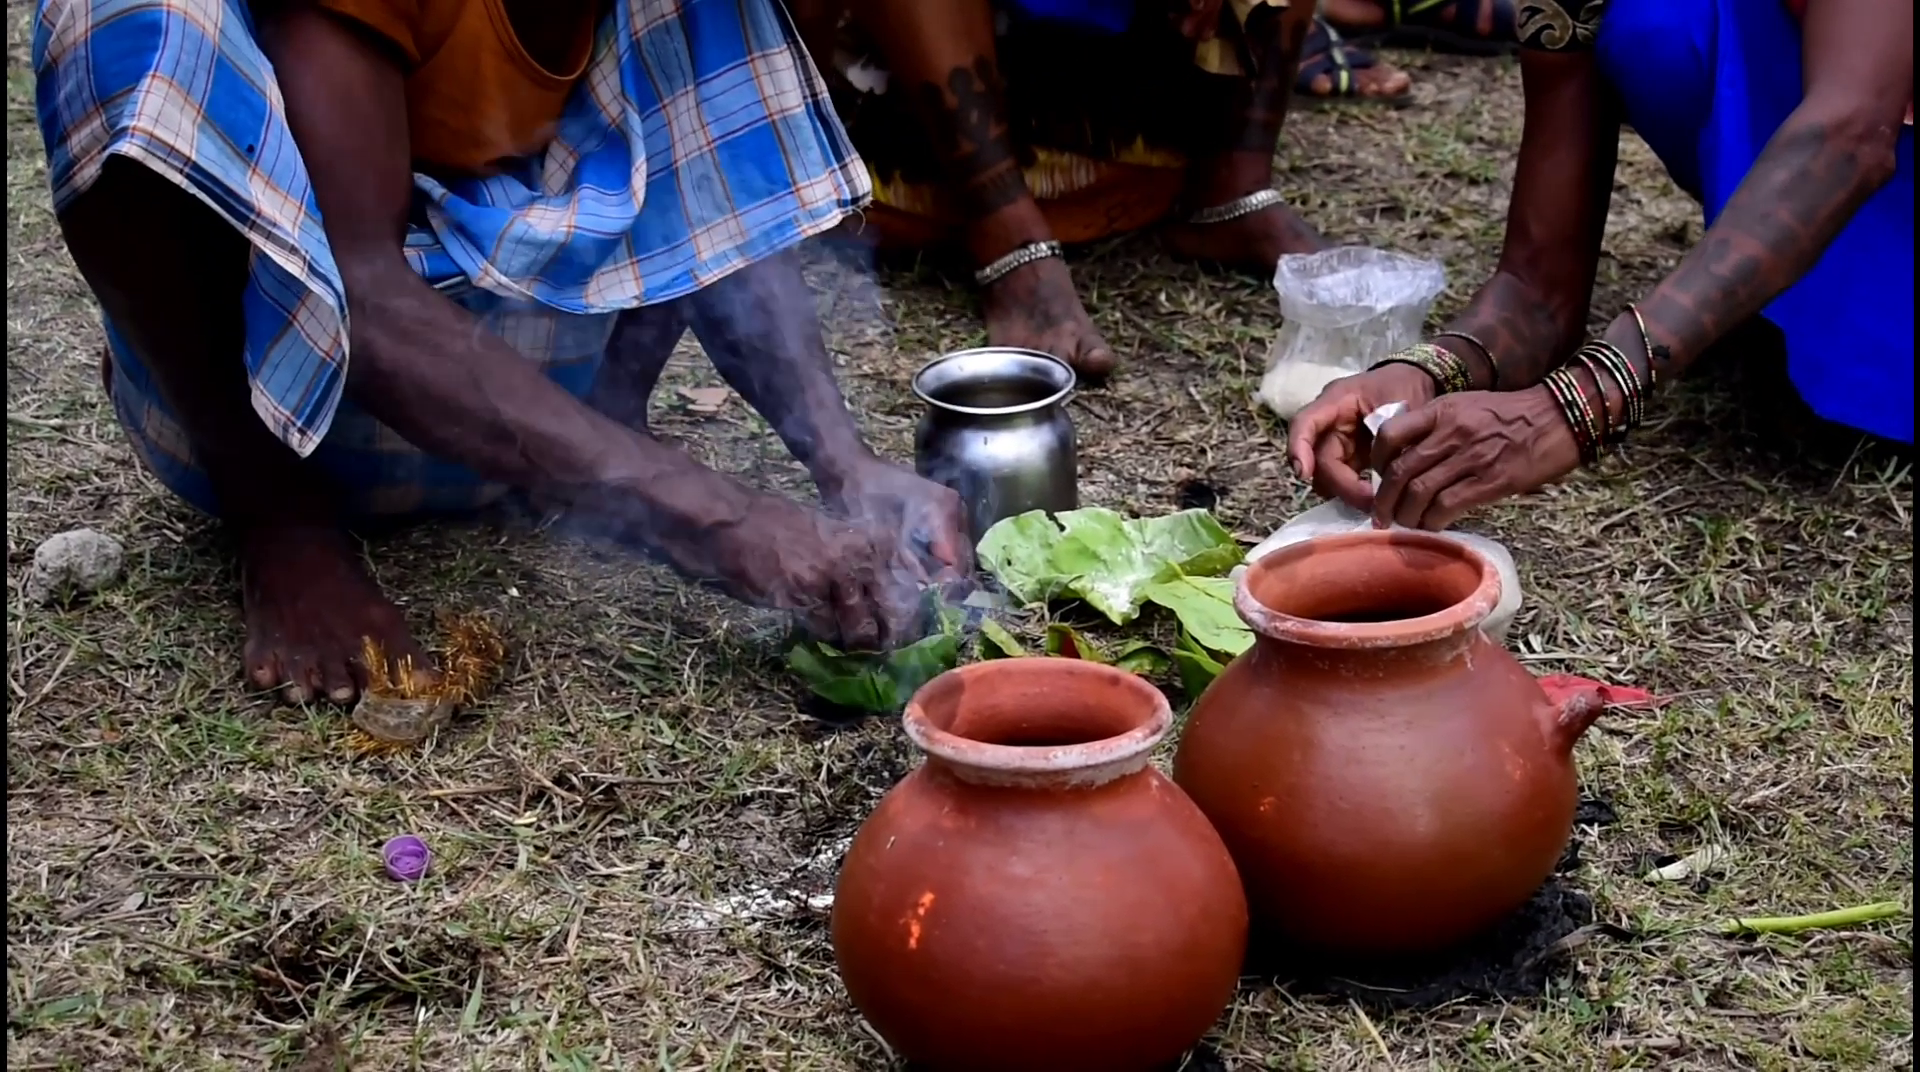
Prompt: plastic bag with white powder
<box><xmin>1241</xmin><ymin>403</ymin><xmax>1524</xmax><ymax>645</ymax></box>
<box><xmin>1258</xmin><ymin>246</ymin><xmax>1447</xmax><ymax>420</ymax></box>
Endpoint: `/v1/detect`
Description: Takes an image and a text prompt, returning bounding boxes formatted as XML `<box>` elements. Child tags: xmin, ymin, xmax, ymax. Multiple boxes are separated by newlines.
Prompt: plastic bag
<box><xmin>1258</xmin><ymin>246</ymin><xmax>1447</xmax><ymax>420</ymax></box>
<box><xmin>1238</xmin><ymin>404</ymin><xmax>1524</xmax><ymax>646</ymax></box>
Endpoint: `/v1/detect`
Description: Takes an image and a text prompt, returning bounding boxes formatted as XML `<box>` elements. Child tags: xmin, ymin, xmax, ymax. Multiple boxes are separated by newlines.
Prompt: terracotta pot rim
<box><xmin>902</xmin><ymin>660</ymin><xmax>1171</xmax><ymax>788</ymax></box>
<box><xmin>1235</xmin><ymin>529</ymin><xmax>1502</xmax><ymax>650</ymax></box>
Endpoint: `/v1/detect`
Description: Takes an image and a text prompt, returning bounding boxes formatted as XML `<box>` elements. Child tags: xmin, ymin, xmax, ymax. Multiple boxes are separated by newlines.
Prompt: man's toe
<box><xmin>321</xmin><ymin>659</ymin><xmax>358</xmax><ymax>704</ymax></box>
<box><xmin>281</xmin><ymin>652</ymin><xmax>325</xmax><ymax>705</ymax></box>
<box><xmin>243</xmin><ymin>636</ymin><xmax>285</xmax><ymax>692</ymax></box>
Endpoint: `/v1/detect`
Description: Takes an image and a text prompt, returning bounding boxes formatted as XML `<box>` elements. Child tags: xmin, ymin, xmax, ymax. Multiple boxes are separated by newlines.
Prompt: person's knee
<box><xmin>56</xmin><ymin>158</ymin><xmax>251</xmax><ymax>372</ymax></box>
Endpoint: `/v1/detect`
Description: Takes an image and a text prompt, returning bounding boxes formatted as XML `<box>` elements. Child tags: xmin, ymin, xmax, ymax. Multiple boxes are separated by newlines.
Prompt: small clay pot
<box><xmin>832</xmin><ymin>659</ymin><xmax>1248</xmax><ymax>1072</ymax></box>
<box><xmin>1173</xmin><ymin>530</ymin><xmax>1602</xmax><ymax>956</ymax></box>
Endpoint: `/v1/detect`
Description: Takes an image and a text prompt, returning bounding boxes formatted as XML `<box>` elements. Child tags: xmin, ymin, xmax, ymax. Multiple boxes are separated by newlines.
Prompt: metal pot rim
<box><xmin>911</xmin><ymin>347</ymin><xmax>1076</xmax><ymax>417</ymax></box>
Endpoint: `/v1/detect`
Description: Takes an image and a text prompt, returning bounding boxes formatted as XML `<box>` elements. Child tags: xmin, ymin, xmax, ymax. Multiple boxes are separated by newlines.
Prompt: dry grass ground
<box><xmin>7</xmin><ymin>12</ymin><xmax>1912</xmax><ymax>1070</ymax></box>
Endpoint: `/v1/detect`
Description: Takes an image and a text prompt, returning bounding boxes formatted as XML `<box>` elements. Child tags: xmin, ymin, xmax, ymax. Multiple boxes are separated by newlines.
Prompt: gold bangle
<box><xmin>1370</xmin><ymin>343</ymin><xmax>1471</xmax><ymax>396</ymax></box>
<box><xmin>1544</xmin><ymin>368</ymin><xmax>1602</xmax><ymax>466</ymax></box>
<box><xmin>1581</xmin><ymin>340</ymin><xmax>1644</xmax><ymax>434</ymax></box>
<box><xmin>1569</xmin><ymin>351</ymin><xmax>1617</xmax><ymax>445</ymax></box>
<box><xmin>1431</xmin><ymin>331</ymin><xmax>1500</xmax><ymax>391</ymax></box>
<box><xmin>1626</xmin><ymin>304</ymin><xmax>1662</xmax><ymax>389</ymax></box>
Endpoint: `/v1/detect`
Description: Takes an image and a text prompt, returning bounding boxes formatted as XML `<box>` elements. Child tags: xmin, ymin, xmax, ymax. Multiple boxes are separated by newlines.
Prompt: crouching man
<box><xmin>33</xmin><ymin>0</ymin><xmax>968</xmax><ymax>702</ymax></box>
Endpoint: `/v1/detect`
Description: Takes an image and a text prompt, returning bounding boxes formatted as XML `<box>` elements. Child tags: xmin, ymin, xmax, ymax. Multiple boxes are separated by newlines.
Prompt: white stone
<box><xmin>25</xmin><ymin>528</ymin><xmax>125</xmax><ymax>605</ymax></box>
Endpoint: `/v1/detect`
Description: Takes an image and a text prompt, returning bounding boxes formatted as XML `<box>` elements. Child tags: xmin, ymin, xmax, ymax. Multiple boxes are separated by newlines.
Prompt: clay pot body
<box><xmin>832</xmin><ymin>660</ymin><xmax>1248</xmax><ymax>1072</ymax></box>
<box><xmin>1173</xmin><ymin>530</ymin><xmax>1600</xmax><ymax>956</ymax></box>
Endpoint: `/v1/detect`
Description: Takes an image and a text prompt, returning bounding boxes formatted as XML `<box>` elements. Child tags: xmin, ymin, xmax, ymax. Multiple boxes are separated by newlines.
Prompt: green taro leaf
<box><xmin>975</xmin><ymin>617</ymin><xmax>1028</xmax><ymax>660</ymax></box>
<box><xmin>1110</xmin><ymin>640</ymin><xmax>1173</xmax><ymax>677</ymax></box>
<box><xmin>786</xmin><ymin>601</ymin><xmax>966</xmax><ymax>713</ymax></box>
<box><xmin>1044</xmin><ymin>623</ymin><xmax>1109</xmax><ymax>662</ymax></box>
<box><xmin>973</xmin><ymin>511</ymin><xmax>1073</xmax><ymax>605</ymax></box>
<box><xmin>976</xmin><ymin>507</ymin><xmax>1242</xmax><ymax>624</ymax></box>
<box><xmin>1170</xmin><ymin>628</ymin><xmax>1229</xmax><ymax>698</ymax></box>
<box><xmin>1142</xmin><ymin>575</ymin><xmax>1254</xmax><ymax>658</ymax></box>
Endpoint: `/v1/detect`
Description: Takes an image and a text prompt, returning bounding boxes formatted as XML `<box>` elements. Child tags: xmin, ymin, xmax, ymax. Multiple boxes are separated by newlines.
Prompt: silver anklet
<box><xmin>974</xmin><ymin>240</ymin><xmax>1063</xmax><ymax>287</ymax></box>
<box><xmin>1185</xmin><ymin>188</ymin><xmax>1285</xmax><ymax>226</ymax></box>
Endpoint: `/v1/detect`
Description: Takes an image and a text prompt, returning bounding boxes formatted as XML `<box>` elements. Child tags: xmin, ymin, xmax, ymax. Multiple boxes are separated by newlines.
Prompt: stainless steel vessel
<box><xmin>913</xmin><ymin>347</ymin><xmax>1078</xmax><ymax>544</ymax></box>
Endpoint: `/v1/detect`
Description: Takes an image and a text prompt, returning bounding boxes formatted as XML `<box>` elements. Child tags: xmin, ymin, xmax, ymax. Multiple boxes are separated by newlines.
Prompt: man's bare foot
<box><xmin>238</xmin><ymin>523</ymin><xmax>430</xmax><ymax>704</ymax></box>
<box><xmin>980</xmin><ymin>256</ymin><xmax>1117</xmax><ymax>380</ymax></box>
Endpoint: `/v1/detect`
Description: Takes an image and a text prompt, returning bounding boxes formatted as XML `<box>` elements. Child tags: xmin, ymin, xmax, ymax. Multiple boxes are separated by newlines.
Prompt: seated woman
<box><xmin>791</xmin><ymin>0</ymin><xmax>1417</xmax><ymax>379</ymax></box>
<box><xmin>1289</xmin><ymin>0</ymin><xmax>1912</xmax><ymax>530</ymax></box>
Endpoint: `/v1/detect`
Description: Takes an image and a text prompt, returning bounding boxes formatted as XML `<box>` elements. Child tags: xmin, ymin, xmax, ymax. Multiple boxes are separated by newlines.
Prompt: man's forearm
<box><xmin>342</xmin><ymin>264</ymin><xmax>756</xmax><ymax>574</ymax></box>
<box><xmin>1623</xmin><ymin>110</ymin><xmax>1900</xmax><ymax>382</ymax></box>
<box><xmin>684</xmin><ymin>250</ymin><xmax>877</xmax><ymax>497</ymax></box>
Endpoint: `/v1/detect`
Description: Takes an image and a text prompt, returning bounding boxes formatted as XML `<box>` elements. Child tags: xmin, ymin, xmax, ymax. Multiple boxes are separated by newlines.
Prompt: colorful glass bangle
<box><xmin>1544</xmin><ymin>367</ymin><xmax>1601</xmax><ymax>466</ymax></box>
<box><xmin>1370</xmin><ymin>343</ymin><xmax>1472</xmax><ymax>396</ymax></box>
<box><xmin>1431</xmin><ymin>331</ymin><xmax>1501</xmax><ymax>391</ymax></box>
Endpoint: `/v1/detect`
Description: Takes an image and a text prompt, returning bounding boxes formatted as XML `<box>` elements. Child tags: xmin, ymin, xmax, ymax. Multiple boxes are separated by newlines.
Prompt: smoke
<box><xmin>481</xmin><ymin>226</ymin><xmax>976</xmax><ymax>652</ymax></box>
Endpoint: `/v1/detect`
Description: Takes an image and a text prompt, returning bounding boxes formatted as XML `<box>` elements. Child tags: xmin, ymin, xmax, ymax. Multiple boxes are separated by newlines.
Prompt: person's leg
<box><xmin>845</xmin><ymin>0</ymin><xmax>1118</xmax><ymax>378</ymax></box>
<box><xmin>1292</xmin><ymin>15</ymin><xmax>1413</xmax><ymax>103</ymax></box>
<box><xmin>585</xmin><ymin>304</ymin><xmax>689</xmax><ymax>432</ymax></box>
<box><xmin>1162</xmin><ymin>0</ymin><xmax>1328</xmax><ymax>270</ymax></box>
<box><xmin>57</xmin><ymin>158</ymin><xmax>427</xmax><ymax>705</ymax></box>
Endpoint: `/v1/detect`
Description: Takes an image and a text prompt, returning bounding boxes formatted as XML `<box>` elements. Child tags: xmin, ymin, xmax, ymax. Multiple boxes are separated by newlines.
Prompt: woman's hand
<box><xmin>1368</xmin><ymin>386</ymin><xmax>1584</xmax><ymax>530</ymax></box>
<box><xmin>1286</xmin><ymin>363</ymin><xmax>1438</xmax><ymax>511</ymax></box>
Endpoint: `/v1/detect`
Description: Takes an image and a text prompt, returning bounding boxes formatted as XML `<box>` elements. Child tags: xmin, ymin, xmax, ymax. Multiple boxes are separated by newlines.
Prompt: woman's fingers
<box><xmin>1313</xmin><ymin>433</ymin><xmax>1377</xmax><ymax>510</ymax></box>
<box><xmin>1388</xmin><ymin>452</ymin><xmax>1467</xmax><ymax>529</ymax></box>
<box><xmin>1421</xmin><ymin>479</ymin><xmax>1496</xmax><ymax>532</ymax></box>
<box><xmin>1370</xmin><ymin>409</ymin><xmax>1451</xmax><ymax>528</ymax></box>
<box><xmin>1368</xmin><ymin>404</ymin><xmax>1439</xmax><ymax>474</ymax></box>
<box><xmin>1287</xmin><ymin>402</ymin><xmax>1338</xmax><ymax>481</ymax></box>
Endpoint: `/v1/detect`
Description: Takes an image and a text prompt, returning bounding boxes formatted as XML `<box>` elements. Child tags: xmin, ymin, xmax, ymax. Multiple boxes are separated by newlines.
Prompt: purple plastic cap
<box><xmin>382</xmin><ymin>835</ymin><xmax>431</xmax><ymax>882</ymax></box>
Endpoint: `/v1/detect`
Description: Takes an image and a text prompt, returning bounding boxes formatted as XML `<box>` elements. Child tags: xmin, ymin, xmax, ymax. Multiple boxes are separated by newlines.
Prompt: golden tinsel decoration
<box><xmin>345</xmin><ymin>611</ymin><xmax>507</xmax><ymax>756</ymax></box>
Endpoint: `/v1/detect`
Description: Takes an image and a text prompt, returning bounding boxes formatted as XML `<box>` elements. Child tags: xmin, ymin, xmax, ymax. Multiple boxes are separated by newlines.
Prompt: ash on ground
<box><xmin>1254</xmin><ymin>796</ymin><xmax>1629</xmax><ymax>1011</ymax></box>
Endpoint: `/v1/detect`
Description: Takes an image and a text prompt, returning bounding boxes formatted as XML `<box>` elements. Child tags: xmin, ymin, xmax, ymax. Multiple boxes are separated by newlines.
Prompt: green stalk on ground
<box><xmin>1722</xmin><ymin>901</ymin><xmax>1908</xmax><ymax>936</ymax></box>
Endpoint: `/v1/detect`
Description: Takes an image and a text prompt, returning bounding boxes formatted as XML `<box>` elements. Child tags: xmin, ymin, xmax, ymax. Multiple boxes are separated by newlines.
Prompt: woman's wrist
<box><xmin>1372</xmin><ymin>361</ymin><xmax>1441</xmax><ymax>404</ymax></box>
<box><xmin>1370</xmin><ymin>345</ymin><xmax>1466</xmax><ymax>398</ymax></box>
<box><xmin>1429</xmin><ymin>331</ymin><xmax>1501</xmax><ymax>391</ymax></box>
<box><xmin>1524</xmin><ymin>383</ymin><xmax>1589</xmax><ymax>475</ymax></box>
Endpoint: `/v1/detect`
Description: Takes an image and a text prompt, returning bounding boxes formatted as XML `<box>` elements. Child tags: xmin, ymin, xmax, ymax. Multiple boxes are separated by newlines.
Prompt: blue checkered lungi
<box><xmin>33</xmin><ymin>0</ymin><xmax>871</xmax><ymax>518</ymax></box>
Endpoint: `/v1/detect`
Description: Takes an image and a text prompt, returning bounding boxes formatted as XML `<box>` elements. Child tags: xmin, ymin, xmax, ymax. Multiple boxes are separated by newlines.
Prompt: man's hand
<box><xmin>823</xmin><ymin>457</ymin><xmax>974</xmax><ymax>588</ymax></box>
<box><xmin>1285</xmin><ymin>363</ymin><xmax>1438</xmax><ymax>511</ymax></box>
<box><xmin>710</xmin><ymin>492</ymin><xmax>935</xmax><ymax>653</ymax></box>
<box><xmin>1368</xmin><ymin>386</ymin><xmax>1583</xmax><ymax>531</ymax></box>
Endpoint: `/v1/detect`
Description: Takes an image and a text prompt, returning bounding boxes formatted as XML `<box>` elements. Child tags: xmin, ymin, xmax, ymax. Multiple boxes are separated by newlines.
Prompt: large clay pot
<box><xmin>832</xmin><ymin>659</ymin><xmax>1248</xmax><ymax>1071</ymax></box>
<box><xmin>1172</xmin><ymin>530</ymin><xmax>1602</xmax><ymax>956</ymax></box>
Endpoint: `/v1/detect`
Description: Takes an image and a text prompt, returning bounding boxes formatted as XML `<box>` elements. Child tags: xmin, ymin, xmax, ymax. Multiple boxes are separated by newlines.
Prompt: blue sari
<box><xmin>1597</xmin><ymin>0</ymin><xmax>1915</xmax><ymax>444</ymax></box>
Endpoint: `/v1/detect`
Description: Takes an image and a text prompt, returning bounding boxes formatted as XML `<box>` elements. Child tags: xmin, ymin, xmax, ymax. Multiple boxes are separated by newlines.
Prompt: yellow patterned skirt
<box><xmin>825</xmin><ymin>0</ymin><xmax>1286</xmax><ymax>250</ymax></box>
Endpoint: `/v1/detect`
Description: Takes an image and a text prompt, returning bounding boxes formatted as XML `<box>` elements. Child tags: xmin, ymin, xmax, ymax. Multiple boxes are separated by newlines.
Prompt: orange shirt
<box><xmin>316</xmin><ymin>0</ymin><xmax>601</xmax><ymax>176</ymax></box>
